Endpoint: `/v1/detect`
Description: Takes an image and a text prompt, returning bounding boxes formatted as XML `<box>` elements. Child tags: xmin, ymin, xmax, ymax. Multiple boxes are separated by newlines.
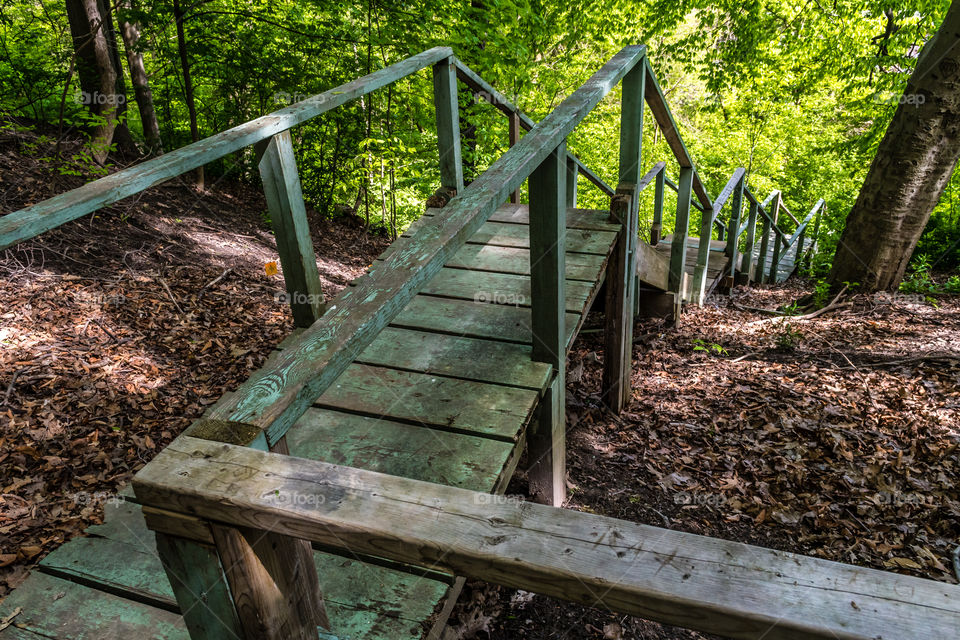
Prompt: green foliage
<box><xmin>900</xmin><ymin>255</ymin><xmax>960</xmax><ymax>294</ymax></box>
<box><xmin>812</xmin><ymin>278</ymin><xmax>831</xmax><ymax>308</ymax></box>
<box><xmin>774</xmin><ymin>323</ymin><xmax>803</xmax><ymax>351</ymax></box>
<box><xmin>0</xmin><ymin>0</ymin><xmax>956</xmax><ymax>269</ymax></box>
<box><xmin>692</xmin><ymin>338</ymin><xmax>726</xmax><ymax>355</ymax></box>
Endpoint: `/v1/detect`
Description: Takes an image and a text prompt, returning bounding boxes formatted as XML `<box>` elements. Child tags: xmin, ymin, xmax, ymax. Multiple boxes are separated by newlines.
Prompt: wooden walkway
<box><xmin>0</xmin><ymin>203</ymin><xmax>619</xmax><ymax>640</ymax></box>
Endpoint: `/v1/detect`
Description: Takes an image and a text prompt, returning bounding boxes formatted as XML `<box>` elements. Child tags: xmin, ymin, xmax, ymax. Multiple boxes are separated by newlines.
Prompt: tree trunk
<box><xmin>65</xmin><ymin>0</ymin><xmax>135</xmax><ymax>163</ymax></box>
<box><xmin>118</xmin><ymin>0</ymin><xmax>163</xmax><ymax>155</ymax></box>
<box><xmin>829</xmin><ymin>1</ymin><xmax>960</xmax><ymax>291</ymax></box>
<box><xmin>173</xmin><ymin>0</ymin><xmax>203</xmax><ymax>189</ymax></box>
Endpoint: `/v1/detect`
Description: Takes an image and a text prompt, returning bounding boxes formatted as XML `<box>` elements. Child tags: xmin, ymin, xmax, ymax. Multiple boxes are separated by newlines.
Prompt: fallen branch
<box><xmin>159</xmin><ymin>278</ymin><xmax>184</xmax><ymax>314</ymax></box>
<box><xmin>197</xmin><ymin>267</ymin><xmax>233</xmax><ymax>302</ymax></box>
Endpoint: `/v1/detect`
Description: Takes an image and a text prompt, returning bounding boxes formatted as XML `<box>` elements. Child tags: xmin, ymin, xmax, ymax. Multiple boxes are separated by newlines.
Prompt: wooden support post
<box><xmin>804</xmin><ymin>203</ymin><xmax>824</xmax><ymax>270</ymax></box>
<box><xmin>755</xmin><ymin>214</ymin><xmax>772</xmax><ymax>284</ymax></box>
<box><xmin>603</xmin><ymin>188</ymin><xmax>637</xmax><ymax>414</ymax></box>
<box><xmin>565</xmin><ymin>155</ymin><xmax>578</xmax><ymax>209</ymax></box>
<box><xmin>258</xmin><ymin>130</ymin><xmax>324</xmax><ymax>328</ymax></box>
<box><xmin>527</xmin><ymin>141</ymin><xmax>566</xmax><ymax>506</ymax></box>
<box><xmin>739</xmin><ymin>198</ymin><xmax>759</xmax><ymax>285</ymax></box>
<box><xmin>209</xmin><ymin>524</ymin><xmax>329</xmax><ymax>640</ymax></box>
<box><xmin>725</xmin><ymin>177</ymin><xmax>744</xmax><ymax>285</ymax></box>
<box><xmin>433</xmin><ymin>56</ymin><xmax>463</xmax><ymax>193</ymax></box>
<box><xmin>154</xmin><ymin>532</ymin><xmax>245</xmax><ymax>640</ymax></box>
<box><xmin>691</xmin><ymin>202</ymin><xmax>715</xmax><ymax>305</ymax></box>
<box><xmin>651</xmin><ymin>169</ymin><xmax>665</xmax><ymax>245</ymax></box>
<box><xmin>668</xmin><ymin>167</ymin><xmax>695</xmax><ymax>295</ymax></box>
<box><xmin>766</xmin><ymin>194</ymin><xmax>783</xmax><ymax>283</ymax></box>
<box><xmin>508</xmin><ymin>112</ymin><xmax>521</xmax><ymax>204</ymax></box>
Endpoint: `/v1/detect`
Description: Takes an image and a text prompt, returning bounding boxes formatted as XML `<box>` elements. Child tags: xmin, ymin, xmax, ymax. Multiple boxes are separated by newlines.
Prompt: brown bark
<box><xmin>829</xmin><ymin>2</ymin><xmax>960</xmax><ymax>291</ymax></box>
<box><xmin>118</xmin><ymin>0</ymin><xmax>163</xmax><ymax>155</ymax></box>
<box><xmin>173</xmin><ymin>0</ymin><xmax>203</xmax><ymax>188</ymax></box>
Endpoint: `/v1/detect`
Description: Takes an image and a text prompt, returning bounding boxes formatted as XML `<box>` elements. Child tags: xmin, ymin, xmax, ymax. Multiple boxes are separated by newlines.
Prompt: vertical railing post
<box><xmin>691</xmin><ymin>199</ymin><xmax>717</xmax><ymax>304</ymax></box>
<box><xmin>767</xmin><ymin>193</ymin><xmax>783</xmax><ymax>283</ymax></box>
<box><xmin>651</xmin><ymin>169</ymin><xmax>665</xmax><ymax>244</ymax></box>
<box><xmin>509</xmin><ymin>111</ymin><xmax>521</xmax><ymax>204</ymax></box>
<box><xmin>602</xmin><ymin>59</ymin><xmax>643</xmax><ymax>413</ymax></box>
<box><xmin>804</xmin><ymin>202</ymin><xmax>824</xmax><ymax>271</ymax></box>
<box><xmin>433</xmin><ymin>56</ymin><xmax>463</xmax><ymax>195</ymax></box>
<box><xmin>527</xmin><ymin>141</ymin><xmax>567</xmax><ymax>507</ymax></box>
<box><xmin>739</xmin><ymin>197</ymin><xmax>759</xmax><ymax>285</ymax></box>
<box><xmin>258</xmin><ymin>130</ymin><xmax>325</xmax><ymax>328</ymax></box>
<box><xmin>669</xmin><ymin>167</ymin><xmax>695</xmax><ymax>297</ymax></box>
<box><xmin>566</xmin><ymin>156</ymin><xmax>578</xmax><ymax>209</ymax></box>
<box><xmin>726</xmin><ymin>176</ymin><xmax>744</xmax><ymax>286</ymax></box>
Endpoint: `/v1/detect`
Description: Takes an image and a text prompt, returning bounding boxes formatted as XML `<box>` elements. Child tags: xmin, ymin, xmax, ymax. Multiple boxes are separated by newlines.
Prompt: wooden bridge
<box><xmin>1</xmin><ymin>46</ymin><xmax>957</xmax><ymax>640</ymax></box>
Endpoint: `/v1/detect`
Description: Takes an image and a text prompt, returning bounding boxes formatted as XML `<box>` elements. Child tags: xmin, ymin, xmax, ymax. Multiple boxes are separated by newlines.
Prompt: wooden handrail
<box><xmin>0</xmin><ymin>47</ymin><xmax>454</xmax><ymax>251</ymax></box>
<box><xmin>191</xmin><ymin>44</ymin><xmax>648</xmax><ymax>449</ymax></box>
<box><xmin>134</xmin><ymin>437</ymin><xmax>960</xmax><ymax>640</ymax></box>
<box><xmin>453</xmin><ymin>59</ymin><xmax>615</xmax><ymax>197</ymax></box>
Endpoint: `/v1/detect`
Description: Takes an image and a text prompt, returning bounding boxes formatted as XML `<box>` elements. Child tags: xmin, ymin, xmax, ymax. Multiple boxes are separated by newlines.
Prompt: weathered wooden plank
<box><xmin>508</xmin><ymin>111</ymin><xmax>522</xmax><ymax>203</ymax></box>
<box><xmin>197</xmin><ymin>45</ymin><xmax>647</xmax><ymax>448</ymax></box>
<box><xmin>433</xmin><ymin>56</ymin><xmax>463</xmax><ymax>192</ymax></box>
<box><xmin>565</xmin><ymin>155</ymin><xmax>578</xmax><ymax>208</ymax></box>
<box><xmin>635</xmin><ymin>239</ymin><xmax>670</xmax><ymax>290</ymax></box>
<box><xmin>376</xmin><ymin>241</ymin><xmax>605</xmax><ymax>282</ymax></box>
<box><xmin>480</xmin><ymin>204</ymin><xmax>620</xmax><ymax>232</ymax></box>
<box><xmin>391</xmin><ymin>295</ymin><xmax>578</xmax><ymax>347</ymax></box>
<box><xmin>739</xmin><ymin>197</ymin><xmax>759</xmax><ymax>282</ymax></box>
<box><xmin>691</xmin><ymin>169</ymin><xmax>745</xmax><ymax>303</ymax></box>
<box><xmin>356</xmin><ymin>327</ymin><xmax>552</xmax><ymax>390</ymax></box>
<box><xmin>416</xmin><ymin>267</ymin><xmax>593</xmax><ymax>313</ymax></box>
<box><xmin>0</xmin><ymin>47</ymin><xmax>453</xmax><ymax>251</ymax></box>
<box><xmin>527</xmin><ymin>142</ymin><xmax>567</xmax><ymax>506</ymax></box>
<box><xmin>289</xmin><ymin>409</ymin><xmax>515</xmax><ymax>489</ymax></box>
<box><xmin>259</xmin><ymin>130</ymin><xmax>324</xmax><ymax>327</ymax></box>
<box><xmin>137</xmin><ymin>438</ymin><xmax>960</xmax><ymax>640</ymax></box>
<box><xmin>308</xmin><ymin>363</ymin><xmax>539</xmax><ymax>440</ymax></box>
<box><xmin>668</xmin><ymin>167</ymin><xmax>695</xmax><ymax>293</ymax></box>
<box><xmin>602</xmin><ymin>191</ymin><xmax>634</xmax><ymax>413</ymax></box>
<box><xmin>0</xmin><ymin>572</ymin><xmax>189</xmax><ymax>639</ymax></box>
<box><xmin>405</xmin><ymin>217</ymin><xmax>616</xmax><ymax>255</ymax></box>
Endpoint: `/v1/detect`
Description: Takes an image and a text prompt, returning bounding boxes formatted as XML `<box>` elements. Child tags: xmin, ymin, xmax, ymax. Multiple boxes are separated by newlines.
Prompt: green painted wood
<box><xmin>740</xmin><ymin>199</ymin><xmax>759</xmax><ymax>281</ymax></box>
<box><xmin>603</xmin><ymin>191</ymin><xmax>635</xmax><ymax>413</ymax></box>
<box><xmin>198</xmin><ymin>45</ymin><xmax>646</xmax><ymax>448</ymax></box>
<box><xmin>565</xmin><ymin>155</ymin><xmax>578</xmax><ymax>209</ymax></box>
<box><xmin>376</xmin><ymin>240</ymin><xmax>606</xmax><ymax>282</ymax></box>
<box><xmin>391</xmin><ymin>295</ymin><xmax>578</xmax><ymax>348</ymax></box>
<box><xmin>419</xmin><ymin>267</ymin><xmax>594</xmax><ymax>314</ymax></box>
<box><xmin>433</xmin><ymin>56</ymin><xmax>463</xmax><ymax>192</ymax></box>
<box><xmin>260</xmin><ymin>130</ymin><xmax>325</xmax><ymax>327</ymax></box>
<box><xmin>653</xmin><ymin>167</ymin><xmax>665</xmax><ymax>244</ymax></box>
<box><xmin>18</xmin><ymin>499</ymin><xmax>447</xmax><ymax>640</ymax></box>
<box><xmin>289</xmin><ymin>409</ymin><xmax>515</xmax><ymax>490</ymax></box>
<box><xmin>311</xmin><ymin>362</ymin><xmax>539</xmax><ymax>441</ymax></box>
<box><xmin>725</xmin><ymin>176</ymin><xmax>745</xmax><ymax>283</ymax></box>
<box><xmin>0</xmin><ymin>47</ymin><xmax>453</xmax><ymax>252</ymax></box>
<box><xmin>453</xmin><ymin>59</ymin><xmax>615</xmax><ymax>197</ymax></box>
<box><xmin>356</xmin><ymin>327</ymin><xmax>552</xmax><ymax>390</ymax></box>
<box><xmin>154</xmin><ymin>532</ymin><xmax>245</xmax><ymax>640</ymax></box>
<box><xmin>527</xmin><ymin>142</ymin><xmax>567</xmax><ymax>506</ymax></box>
<box><xmin>643</xmin><ymin>58</ymin><xmax>711</xmax><ymax>211</ymax></box>
<box><xmin>0</xmin><ymin>572</ymin><xmax>189</xmax><ymax>639</ymax></box>
<box><xmin>529</xmin><ymin>142</ymin><xmax>567</xmax><ymax>368</ymax></box>
<box><xmin>668</xmin><ymin>167</ymin><xmax>695</xmax><ymax>293</ymax></box>
<box><xmin>405</xmin><ymin>217</ymin><xmax>616</xmax><ymax>255</ymax></box>
<box><xmin>481</xmin><ymin>204</ymin><xmax>621</xmax><ymax>232</ymax></box>
<box><xmin>691</xmin><ymin>169</ymin><xmax>745</xmax><ymax>304</ymax></box>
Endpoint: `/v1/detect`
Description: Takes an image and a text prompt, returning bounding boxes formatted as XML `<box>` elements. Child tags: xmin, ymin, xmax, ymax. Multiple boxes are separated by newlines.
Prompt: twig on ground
<box><xmin>197</xmin><ymin>267</ymin><xmax>233</xmax><ymax>302</ymax></box>
<box><xmin>2</xmin><ymin>368</ymin><xmax>28</xmax><ymax>405</ymax></box>
<box><xmin>92</xmin><ymin>318</ymin><xmax>120</xmax><ymax>343</ymax></box>
<box><xmin>159</xmin><ymin>278</ymin><xmax>184</xmax><ymax>314</ymax></box>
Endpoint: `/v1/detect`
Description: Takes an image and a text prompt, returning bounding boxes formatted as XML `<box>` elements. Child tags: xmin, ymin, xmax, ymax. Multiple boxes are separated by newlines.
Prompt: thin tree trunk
<box><xmin>118</xmin><ymin>0</ymin><xmax>162</xmax><ymax>155</ymax></box>
<box><xmin>65</xmin><ymin>0</ymin><xmax>132</xmax><ymax>163</ymax></box>
<box><xmin>173</xmin><ymin>0</ymin><xmax>203</xmax><ymax>188</ymax></box>
<box><xmin>829</xmin><ymin>1</ymin><xmax>960</xmax><ymax>291</ymax></box>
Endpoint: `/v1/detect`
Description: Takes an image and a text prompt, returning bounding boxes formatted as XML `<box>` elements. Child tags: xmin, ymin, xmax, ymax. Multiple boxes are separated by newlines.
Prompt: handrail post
<box><xmin>804</xmin><ymin>202</ymin><xmax>824</xmax><ymax>270</ymax></box>
<box><xmin>725</xmin><ymin>176</ymin><xmax>744</xmax><ymax>287</ymax></box>
<box><xmin>651</xmin><ymin>169</ymin><xmax>665</xmax><ymax>244</ymax></box>
<box><xmin>566</xmin><ymin>155</ymin><xmax>578</xmax><ymax>209</ymax></box>
<box><xmin>528</xmin><ymin>141</ymin><xmax>567</xmax><ymax>506</ymax></box>
<box><xmin>669</xmin><ymin>167</ymin><xmax>694</xmax><ymax>297</ymax></box>
<box><xmin>691</xmin><ymin>194</ymin><xmax>716</xmax><ymax>304</ymax></box>
<box><xmin>258</xmin><ymin>130</ymin><xmax>325</xmax><ymax>328</ymax></box>
<box><xmin>739</xmin><ymin>197</ymin><xmax>759</xmax><ymax>285</ymax></box>
<box><xmin>767</xmin><ymin>193</ymin><xmax>784</xmax><ymax>283</ymax></box>
<box><xmin>433</xmin><ymin>55</ymin><xmax>463</xmax><ymax>194</ymax></box>
<box><xmin>603</xmin><ymin>60</ymin><xmax>643</xmax><ymax>412</ymax></box>
<box><xmin>509</xmin><ymin>111</ymin><xmax>521</xmax><ymax>203</ymax></box>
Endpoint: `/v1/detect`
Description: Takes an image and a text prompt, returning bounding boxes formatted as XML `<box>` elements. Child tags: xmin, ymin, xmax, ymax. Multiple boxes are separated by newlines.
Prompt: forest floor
<box><xmin>2</xmin><ymin>130</ymin><xmax>959</xmax><ymax>640</ymax></box>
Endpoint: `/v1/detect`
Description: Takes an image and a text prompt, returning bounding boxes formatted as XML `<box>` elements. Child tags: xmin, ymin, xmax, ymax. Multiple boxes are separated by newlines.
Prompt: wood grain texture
<box><xmin>0</xmin><ymin>47</ymin><xmax>452</xmax><ymax>251</ymax></box>
<box><xmin>136</xmin><ymin>437</ymin><xmax>960</xmax><ymax>640</ymax></box>
<box><xmin>433</xmin><ymin>57</ymin><xmax>463</xmax><ymax>192</ymax></box>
